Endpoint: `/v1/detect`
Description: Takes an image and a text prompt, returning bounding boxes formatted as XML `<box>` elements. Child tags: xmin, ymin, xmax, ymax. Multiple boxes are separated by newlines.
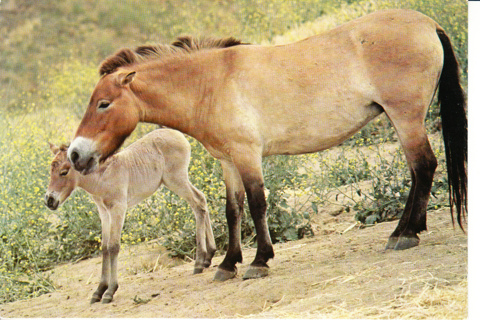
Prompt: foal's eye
<box><xmin>59</xmin><ymin>169</ymin><xmax>69</xmax><ymax>176</ymax></box>
<box><xmin>97</xmin><ymin>101</ymin><xmax>111</xmax><ymax>110</ymax></box>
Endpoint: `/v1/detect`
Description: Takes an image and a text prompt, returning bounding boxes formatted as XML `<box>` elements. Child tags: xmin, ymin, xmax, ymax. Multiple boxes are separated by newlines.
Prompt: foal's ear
<box><xmin>117</xmin><ymin>71</ymin><xmax>136</xmax><ymax>87</ymax></box>
<box><xmin>49</xmin><ymin>142</ymin><xmax>60</xmax><ymax>155</ymax></box>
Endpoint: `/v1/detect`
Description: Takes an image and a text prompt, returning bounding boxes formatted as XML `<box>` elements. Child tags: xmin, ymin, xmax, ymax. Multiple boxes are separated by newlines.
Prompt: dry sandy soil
<box><xmin>0</xmin><ymin>206</ymin><xmax>467</xmax><ymax>319</ymax></box>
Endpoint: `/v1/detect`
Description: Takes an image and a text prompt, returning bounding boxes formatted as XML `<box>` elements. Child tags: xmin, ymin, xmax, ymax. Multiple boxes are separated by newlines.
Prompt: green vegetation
<box><xmin>0</xmin><ymin>0</ymin><xmax>467</xmax><ymax>304</ymax></box>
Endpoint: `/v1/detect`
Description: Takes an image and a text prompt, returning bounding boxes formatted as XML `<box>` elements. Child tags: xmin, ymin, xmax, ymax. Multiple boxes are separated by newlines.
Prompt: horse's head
<box><xmin>68</xmin><ymin>70</ymin><xmax>140</xmax><ymax>174</ymax></box>
<box><xmin>45</xmin><ymin>143</ymin><xmax>78</xmax><ymax>210</ymax></box>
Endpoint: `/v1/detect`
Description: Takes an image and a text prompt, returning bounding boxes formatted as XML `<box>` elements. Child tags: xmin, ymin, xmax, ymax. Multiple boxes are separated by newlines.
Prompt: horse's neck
<box><xmin>135</xmin><ymin>55</ymin><xmax>215</xmax><ymax>138</ymax></box>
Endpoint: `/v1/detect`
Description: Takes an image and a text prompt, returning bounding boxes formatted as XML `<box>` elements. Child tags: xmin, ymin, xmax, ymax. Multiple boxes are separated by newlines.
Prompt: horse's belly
<box><xmin>262</xmin><ymin>102</ymin><xmax>383</xmax><ymax>156</ymax></box>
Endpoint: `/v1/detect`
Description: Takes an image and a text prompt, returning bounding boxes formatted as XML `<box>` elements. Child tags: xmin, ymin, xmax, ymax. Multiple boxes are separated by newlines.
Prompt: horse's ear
<box><xmin>49</xmin><ymin>142</ymin><xmax>60</xmax><ymax>155</ymax></box>
<box><xmin>117</xmin><ymin>71</ymin><xmax>136</xmax><ymax>86</ymax></box>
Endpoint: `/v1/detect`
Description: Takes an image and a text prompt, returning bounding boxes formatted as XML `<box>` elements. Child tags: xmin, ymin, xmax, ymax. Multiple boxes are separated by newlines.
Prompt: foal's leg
<box><xmin>101</xmin><ymin>201</ymin><xmax>127</xmax><ymax>303</ymax></box>
<box><xmin>163</xmin><ymin>171</ymin><xmax>216</xmax><ymax>274</ymax></box>
<box><xmin>91</xmin><ymin>204</ymin><xmax>111</xmax><ymax>304</ymax></box>
<box><xmin>213</xmin><ymin>160</ymin><xmax>246</xmax><ymax>281</ymax></box>
<box><xmin>203</xmin><ymin>204</ymin><xmax>216</xmax><ymax>265</ymax></box>
<box><xmin>385</xmin><ymin>120</ymin><xmax>437</xmax><ymax>250</ymax></box>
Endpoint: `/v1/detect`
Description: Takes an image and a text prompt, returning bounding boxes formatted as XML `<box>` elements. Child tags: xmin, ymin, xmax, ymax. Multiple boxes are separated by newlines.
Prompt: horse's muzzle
<box><xmin>68</xmin><ymin>137</ymin><xmax>99</xmax><ymax>175</ymax></box>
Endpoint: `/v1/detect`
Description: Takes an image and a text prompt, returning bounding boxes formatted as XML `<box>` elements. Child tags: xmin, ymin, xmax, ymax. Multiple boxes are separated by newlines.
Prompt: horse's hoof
<box><xmin>193</xmin><ymin>267</ymin><xmax>204</xmax><ymax>275</ymax></box>
<box><xmin>385</xmin><ymin>237</ymin><xmax>398</xmax><ymax>250</ymax></box>
<box><xmin>213</xmin><ymin>267</ymin><xmax>237</xmax><ymax>281</ymax></box>
<box><xmin>243</xmin><ymin>265</ymin><xmax>268</xmax><ymax>280</ymax></box>
<box><xmin>90</xmin><ymin>296</ymin><xmax>102</xmax><ymax>304</ymax></box>
<box><xmin>394</xmin><ymin>236</ymin><xmax>420</xmax><ymax>250</ymax></box>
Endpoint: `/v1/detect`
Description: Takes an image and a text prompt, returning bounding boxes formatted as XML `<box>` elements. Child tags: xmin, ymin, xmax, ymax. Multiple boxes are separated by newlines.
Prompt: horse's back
<box><xmin>216</xmin><ymin>9</ymin><xmax>444</xmax><ymax>156</ymax></box>
<box><xmin>231</xmin><ymin>9</ymin><xmax>442</xmax><ymax>97</ymax></box>
<box><xmin>335</xmin><ymin>9</ymin><xmax>443</xmax><ymax>106</ymax></box>
<box><xmin>268</xmin><ymin>9</ymin><xmax>442</xmax><ymax>90</ymax></box>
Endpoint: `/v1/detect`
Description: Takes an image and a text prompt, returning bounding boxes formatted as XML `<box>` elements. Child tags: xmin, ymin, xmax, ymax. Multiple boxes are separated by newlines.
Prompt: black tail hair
<box><xmin>436</xmin><ymin>29</ymin><xmax>468</xmax><ymax>230</ymax></box>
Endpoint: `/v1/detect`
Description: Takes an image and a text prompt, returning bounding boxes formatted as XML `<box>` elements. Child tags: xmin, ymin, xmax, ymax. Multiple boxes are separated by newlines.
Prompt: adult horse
<box><xmin>68</xmin><ymin>9</ymin><xmax>467</xmax><ymax>281</ymax></box>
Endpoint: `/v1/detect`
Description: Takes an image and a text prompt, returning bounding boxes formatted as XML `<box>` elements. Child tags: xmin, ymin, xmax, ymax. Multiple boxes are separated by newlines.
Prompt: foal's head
<box><xmin>45</xmin><ymin>143</ymin><xmax>78</xmax><ymax>210</ymax></box>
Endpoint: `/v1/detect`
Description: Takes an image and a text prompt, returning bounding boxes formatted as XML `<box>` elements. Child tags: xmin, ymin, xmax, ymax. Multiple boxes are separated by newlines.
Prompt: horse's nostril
<box><xmin>70</xmin><ymin>150</ymin><xmax>79</xmax><ymax>164</ymax></box>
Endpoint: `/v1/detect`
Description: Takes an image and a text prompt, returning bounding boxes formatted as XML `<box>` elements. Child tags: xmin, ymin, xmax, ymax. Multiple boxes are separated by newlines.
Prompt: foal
<box><xmin>45</xmin><ymin>128</ymin><xmax>216</xmax><ymax>303</ymax></box>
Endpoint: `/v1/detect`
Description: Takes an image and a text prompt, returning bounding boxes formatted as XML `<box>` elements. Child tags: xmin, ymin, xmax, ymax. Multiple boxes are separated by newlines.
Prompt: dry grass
<box><xmin>249</xmin><ymin>274</ymin><xmax>467</xmax><ymax>319</ymax></box>
<box><xmin>0</xmin><ymin>208</ymin><xmax>466</xmax><ymax>318</ymax></box>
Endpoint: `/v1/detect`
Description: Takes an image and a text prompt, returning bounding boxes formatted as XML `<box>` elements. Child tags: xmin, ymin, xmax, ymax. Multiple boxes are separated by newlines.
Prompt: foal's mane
<box><xmin>51</xmin><ymin>144</ymin><xmax>69</xmax><ymax>168</ymax></box>
<box><xmin>99</xmin><ymin>36</ymin><xmax>244</xmax><ymax>76</ymax></box>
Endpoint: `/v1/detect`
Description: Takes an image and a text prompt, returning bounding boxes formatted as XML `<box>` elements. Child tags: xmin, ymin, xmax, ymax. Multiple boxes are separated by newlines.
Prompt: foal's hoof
<box><xmin>213</xmin><ymin>267</ymin><xmax>237</xmax><ymax>281</ymax></box>
<box><xmin>90</xmin><ymin>296</ymin><xmax>102</xmax><ymax>304</ymax></box>
<box><xmin>394</xmin><ymin>235</ymin><xmax>420</xmax><ymax>250</ymax></box>
<box><xmin>102</xmin><ymin>295</ymin><xmax>113</xmax><ymax>304</ymax></box>
<box><xmin>193</xmin><ymin>267</ymin><xmax>205</xmax><ymax>275</ymax></box>
<box><xmin>243</xmin><ymin>265</ymin><xmax>269</xmax><ymax>280</ymax></box>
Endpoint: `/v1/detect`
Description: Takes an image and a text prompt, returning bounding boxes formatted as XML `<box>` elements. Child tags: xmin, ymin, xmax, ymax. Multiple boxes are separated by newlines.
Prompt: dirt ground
<box><xmin>0</xmin><ymin>205</ymin><xmax>467</xmax><ymax>319</ymax></box>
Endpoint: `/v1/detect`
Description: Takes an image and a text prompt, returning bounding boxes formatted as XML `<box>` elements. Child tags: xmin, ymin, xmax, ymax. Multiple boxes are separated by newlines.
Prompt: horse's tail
<box><xmin>436</xmin><ymin>28</ymin><xmax>468</xmax><ymax>230</ymax></box>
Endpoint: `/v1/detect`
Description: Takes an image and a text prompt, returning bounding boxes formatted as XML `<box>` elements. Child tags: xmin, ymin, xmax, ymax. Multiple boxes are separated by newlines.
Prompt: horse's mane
<box><xmin>99</xmin><ymin>36</ymin><xmax>244</xmax><ymax>76</ymax></box>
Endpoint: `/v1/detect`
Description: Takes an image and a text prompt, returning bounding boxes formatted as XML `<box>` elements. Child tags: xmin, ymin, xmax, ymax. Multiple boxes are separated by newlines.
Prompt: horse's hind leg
<box><xmin>385</xmin><ymin>118</ymin><xmax>437</xmax><ymax>250</ymax></box>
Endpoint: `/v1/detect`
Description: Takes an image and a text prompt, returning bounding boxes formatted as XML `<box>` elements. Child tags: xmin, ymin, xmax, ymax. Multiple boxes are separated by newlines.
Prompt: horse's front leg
<box><xmin>213</xmin><ymin>160</ymin><xmax>246</xmax><ymax>281</ymax></box>
<box><xmin>229</xmin><ymin>150</ymin><xmax>274</xmax><ymax>280</ymax></box>
<box><xmin>239</xmin><ymin>168</ymin><xmax>274</xmax><ymax>279</ymax></box>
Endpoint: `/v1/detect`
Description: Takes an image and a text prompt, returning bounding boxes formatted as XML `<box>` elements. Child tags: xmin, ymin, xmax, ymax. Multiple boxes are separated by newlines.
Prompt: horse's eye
<box><xmin>98</xmin><ymin>101</ymin><xmax>110</xmax><ymax>109</ymax></box>
<box><xmin>60</xmin><ymin>169</ymin><xmax>69</xmax><ymax>176</ymax></box>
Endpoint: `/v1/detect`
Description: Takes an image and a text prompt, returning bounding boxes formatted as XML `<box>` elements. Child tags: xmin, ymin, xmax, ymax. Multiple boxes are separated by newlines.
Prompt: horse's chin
<box><xmin>77</xmin><ymin>158</ymin><xmax>98</xmax><ymax>175</ymax></box>
<box><xmin>68</xmin><ymin>137</ymin><xmax>101</xmax><ymax>174</ymax></box>
<box><xmin>70</xmin><ymin>153</ymin><xmax>98</xmax><ymax>175</ymax></box>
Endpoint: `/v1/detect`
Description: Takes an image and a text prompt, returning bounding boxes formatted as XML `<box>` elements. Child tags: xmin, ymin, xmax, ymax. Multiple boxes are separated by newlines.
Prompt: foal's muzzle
<box><xmin>44</xmin><ymin>193</ymin><xmax>59</xmax><ymax>210</ymax></box>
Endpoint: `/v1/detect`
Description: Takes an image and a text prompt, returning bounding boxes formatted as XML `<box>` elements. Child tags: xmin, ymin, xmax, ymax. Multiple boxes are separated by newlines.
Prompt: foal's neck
<box><xmin>76</xmin><ymin>158</ymin><xmax>113</xmax><ymax>196</ymax></box>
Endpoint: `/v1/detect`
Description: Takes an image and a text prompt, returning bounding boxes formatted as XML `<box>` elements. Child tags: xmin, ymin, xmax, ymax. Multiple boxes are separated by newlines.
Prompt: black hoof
<box><xmin>385</xmin><ymin>236</ymin><xmax>398</xmax><ymax>250</ymax></box>
<box><xmin>394</xmin><ymin>235</ymin><xmax>420</xmax><ymax>250</ymax></box>
<box><xmin>213</xmin><ymin>267</ymin><xmax>237</xmax><ymax>281</ymax></box>
<box><xmin>243</xmin><ymin>265</ymin><xmax>268</xmax><ymax>280</ymax></box>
